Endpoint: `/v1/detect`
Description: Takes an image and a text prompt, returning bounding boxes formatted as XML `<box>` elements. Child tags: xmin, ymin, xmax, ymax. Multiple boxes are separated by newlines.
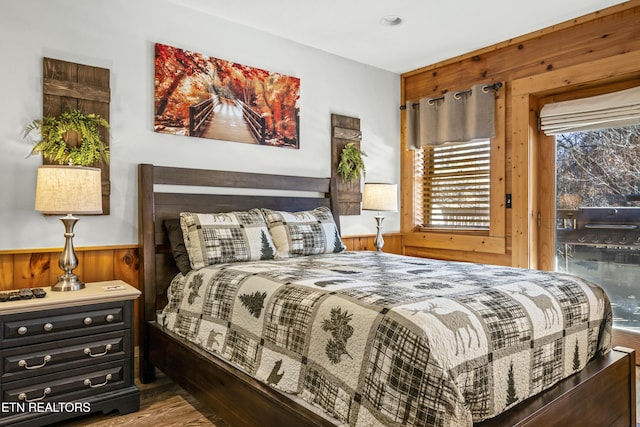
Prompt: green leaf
<box><xmin>337</xmin><ymin>142</ymin><xmax>366</xmax><ymax>182</ymax></box>
<box><xmin>24</xmin><ymin>109</ymin><xmax>110</xmax><ymax>166</ymax></box>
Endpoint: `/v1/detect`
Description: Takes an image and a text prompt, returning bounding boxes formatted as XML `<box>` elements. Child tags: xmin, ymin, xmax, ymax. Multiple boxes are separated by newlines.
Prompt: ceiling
<box><xmin>169</xmin><ymin>0</ymin><xmax>624</xmax><ymax>74</ymax></box>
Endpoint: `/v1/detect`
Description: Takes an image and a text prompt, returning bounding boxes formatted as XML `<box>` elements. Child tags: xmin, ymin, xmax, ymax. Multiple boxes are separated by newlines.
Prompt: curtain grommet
<box><xmin>454</xmin><ymin>92</ymin><xmax>462</xmax><ymax>100</ymax></box>
<box><xmin>482</xmin><ymin>85</ymin><xmax>490</xmax><ymax>93</ymax></box>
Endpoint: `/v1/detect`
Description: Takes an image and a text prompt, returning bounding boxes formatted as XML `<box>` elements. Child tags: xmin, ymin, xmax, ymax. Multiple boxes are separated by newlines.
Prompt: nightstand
<box><xmin>0</xmin><ymin>280</ymin><xmax>141</xmax><ymax>427</ymax></box>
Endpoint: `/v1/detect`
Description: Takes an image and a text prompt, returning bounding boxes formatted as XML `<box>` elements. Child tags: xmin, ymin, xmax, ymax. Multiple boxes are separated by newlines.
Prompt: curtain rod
<box><xmin>400</xmin><ymin>82</ymin><xmax>503</xmax><ymax>110</ymax></box>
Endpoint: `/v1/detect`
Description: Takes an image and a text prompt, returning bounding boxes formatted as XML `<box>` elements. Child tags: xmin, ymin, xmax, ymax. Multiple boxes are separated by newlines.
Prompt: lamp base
<box><xmin>373</xmin><ymin>215</ymin><xmax>385</xmax><ymax>252</ymax></box>
<box><xmin>52</xmin><ymin>273</ymin><xmax>85</xmax><ymax>292</ymax></box>
<box><xmin>51</xmin><ymin>214</ymin><xmax>85</xmax><ymax>292</ymax></box>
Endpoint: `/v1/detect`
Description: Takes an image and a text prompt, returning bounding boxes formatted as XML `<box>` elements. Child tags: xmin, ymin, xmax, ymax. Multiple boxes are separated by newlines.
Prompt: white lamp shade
<box><xmin>35</xmin><ymin>165</ymin><xmax>103</xmax><ymax>214</ymax></box>
<box><xmin>363</xmin><ymin>183</ymin><xmax>398</xmax><ymax>212</ymax></box>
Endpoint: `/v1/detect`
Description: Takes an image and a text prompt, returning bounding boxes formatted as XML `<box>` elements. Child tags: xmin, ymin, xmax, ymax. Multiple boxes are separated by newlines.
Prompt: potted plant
<box><xmin>337</xmin><ymin>142</ymin><xmax>366</xmax><ymax>182</ymax></box>
<box><xmin>24</xmin><ymin>109</ymin><xmax>110</xmax><ymax>166</ymax></box>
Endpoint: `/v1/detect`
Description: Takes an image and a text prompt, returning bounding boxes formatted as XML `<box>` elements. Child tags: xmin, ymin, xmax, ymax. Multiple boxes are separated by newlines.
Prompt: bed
<box><xmin>138</xmin><ymin>163</ymin><xmax>636</xmax><ymax>427</ymax></box>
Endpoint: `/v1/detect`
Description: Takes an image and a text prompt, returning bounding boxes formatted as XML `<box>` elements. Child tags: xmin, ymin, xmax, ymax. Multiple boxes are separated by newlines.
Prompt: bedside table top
<box><xmin>0</xmin><ymin>280</ymin><xmax>141</xmax><ymax>315</ymax></box>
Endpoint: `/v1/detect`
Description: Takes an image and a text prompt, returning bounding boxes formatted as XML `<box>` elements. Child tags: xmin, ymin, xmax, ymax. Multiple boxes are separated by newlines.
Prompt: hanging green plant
<box><xmin>24</xmin><ymin>109</ymin><xmax>110</xmax><ymax>166</ymax></box>
<box><xmin>337</xmin><ymin>142</ymin><xmax>366</xmax><ymax>182</ymax></box>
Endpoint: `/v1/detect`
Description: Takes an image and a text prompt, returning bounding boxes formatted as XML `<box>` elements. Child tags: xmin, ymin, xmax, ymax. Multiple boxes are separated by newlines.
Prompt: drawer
<box><xmin>0</xmin><ymin>301</ymin><xmax>131</xmax><ymax>348</ymax></box>
<box><xmin>1</xmin><ymin>360</ymin><xmax>131</xmax><ymax>416</ymax></box>
<box><xmin>1</xmin><ymin>330</ymin><xmax>130</xmax><ymax>382</ymax></box>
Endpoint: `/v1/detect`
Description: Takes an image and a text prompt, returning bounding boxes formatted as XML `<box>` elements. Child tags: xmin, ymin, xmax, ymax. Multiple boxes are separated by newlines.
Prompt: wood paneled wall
<box><xmin>0</xmin><ymin>246</ymin><xmax>138</xmax><ymax>290</ymax></box>
<box><xmin>401</xmin><ymin>1</ymin><xmax>640</xmax><ymax>267</ymax></box>
<box><xmin>342</xmin><ymin>233</ymin><xmax>403</xmax><ymax>255</ymax></box>
<box><xmin>0</xmin><ymin>236</ymin><xmax>400</xmax><ymax>346</ymax></box>
<box><xmin>0</xmin><ymin>236</ymin><xmax>402</xmax><ymax>290</ymax></box>
<box><xmin>0</xmin><ymin>246</ymin><xmax>140</xmax><ymax>343</ymax></box>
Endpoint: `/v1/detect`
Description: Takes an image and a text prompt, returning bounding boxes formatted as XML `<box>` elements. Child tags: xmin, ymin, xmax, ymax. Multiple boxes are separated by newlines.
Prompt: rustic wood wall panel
<box><xmin>342</xmin><ymin>234</ymin><xmax>403</xmax><ymax>255</ymax></box>
<box><xmin>0</xmin><ymin>246</ymin><xmax>139</xmax><ymax>344</ymax></box>
<box><xmin>331</xmin><ymin>114</ymin><xmax>362</xmax><ymax>215</ymax></box>
<box><xmin>43</xmin><ymin>58</ymin><xmax>111</xmax><ymax>214</ymax></box>
<box><xmin>400</xmin><ymin>2</ymin><xmax>640</xmax><ymax>266</ymax></box>
<box><xmin>0</xmin><ymin>247</ymin><xmax>138</xmax><ymax>289</ymax></box>
<box><xmin>0</xmin><ymin>240</ymin><xmax>403</xmax><ymax>348</ymax></box>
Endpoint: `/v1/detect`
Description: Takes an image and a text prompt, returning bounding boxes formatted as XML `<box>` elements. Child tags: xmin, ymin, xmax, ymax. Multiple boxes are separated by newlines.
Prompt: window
<box><xmin>418</xmin><ymin>140</ymin><xmax>491</xmax><ymax>229</ymax></box>
<box><xmin>554</xmin><ymin>124</ymin><xmax>640</xmax><ymax>331</ymax></box>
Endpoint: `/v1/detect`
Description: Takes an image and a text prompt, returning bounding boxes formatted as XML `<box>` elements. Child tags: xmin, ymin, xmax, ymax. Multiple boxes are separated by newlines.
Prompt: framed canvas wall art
<box><xmin>154</xmin><ymin>43</ymin><xmax>300</xmax><ymax>149</ymax></box>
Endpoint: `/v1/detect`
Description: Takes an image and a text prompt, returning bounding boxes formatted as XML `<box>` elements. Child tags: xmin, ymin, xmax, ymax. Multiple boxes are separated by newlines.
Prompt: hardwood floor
<box><xmin>46</xmin><ymin>367</ymin><xmax>640</xmax><ymax>426</ymax></box>
<box><xmin>51</xmin><ymin>371</ymin><xmax>226</xmax><ymax>427</ymax></box>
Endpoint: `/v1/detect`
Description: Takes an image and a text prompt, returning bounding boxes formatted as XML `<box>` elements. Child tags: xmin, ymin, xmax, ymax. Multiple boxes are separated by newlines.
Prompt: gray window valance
<box><xmin>540</xmin><ymin>85</ymin><xmax>640</xmax><ymax>135</ymax></box>
<box><xmin>406</xmin><ymin>83</ymin><xmax>499</xmax><ymax>148</ymax></box>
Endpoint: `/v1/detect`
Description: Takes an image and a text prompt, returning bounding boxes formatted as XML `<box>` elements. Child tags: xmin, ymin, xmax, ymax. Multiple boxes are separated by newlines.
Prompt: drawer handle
<box><xmin>18</xmin><ymin>387</ymin><xmax>51</xmax><ymax>402</ymax></box>
<box><xmin>83</xmin><ymin>317</ymin><xmax>93</xmax><ymax>326</ymax></box>
<box><xmin>18</xmin><ymin>355</ymin><xmax>52</xmax><ymax>370</ymax></box>
<box><xmin>84</xmin><ymin>373</ymin><xmax>112</xmax><ymax>388</ymax></box>
<box><xmin>17</xmin><ymin>326</ymin><xmax>28</xmax><ymax>335</ymax></box>
<box><xmin>105</xmin><ymin>314</ymin><xmax>115</xmax><ymax>323</ymax></box>
<box><xmin>84</xmin><ymin>344</ymin><xmax>113</xmax><ymax>358</ymax></box>
<box><xmin>43</xmin><ymin>323</ymin><xmax>53</xmax><ymax>332</ymax></box>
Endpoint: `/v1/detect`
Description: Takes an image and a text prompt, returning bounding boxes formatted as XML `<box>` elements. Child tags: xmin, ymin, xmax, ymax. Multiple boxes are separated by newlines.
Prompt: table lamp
<box><xmin>35</xmin><ymin>165</ymin><xmax>102</xmax><ymax>291</ymax></box>
<box><xmin>362</xmin><ymin>183</ymin><xmax>398</xmax><ymax>252</ymax></box>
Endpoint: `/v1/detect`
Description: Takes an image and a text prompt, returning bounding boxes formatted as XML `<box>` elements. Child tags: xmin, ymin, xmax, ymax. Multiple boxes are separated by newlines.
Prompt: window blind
<box><xmin>540</xmin><ymin>85</ymin><xmax>640</xmax><ymax>135</ymax></box>
<box><xmin>421</xmin><ymin>140</ymin><xmax>490</xmax><ymax>229</ymax></box>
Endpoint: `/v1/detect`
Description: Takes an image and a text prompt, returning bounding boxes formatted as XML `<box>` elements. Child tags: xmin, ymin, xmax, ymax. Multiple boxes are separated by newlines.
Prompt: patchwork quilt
<box><xmin>157</xmin><ymin>251</ymin><xmax>612</xmax><ymax>426</ymax></box>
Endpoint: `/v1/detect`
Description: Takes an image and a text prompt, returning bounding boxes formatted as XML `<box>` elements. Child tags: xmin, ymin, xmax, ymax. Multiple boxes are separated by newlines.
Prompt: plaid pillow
<box><xmin>180</xmin><ymin>209</ymin><xmax>276</xmax><ymax>270</ymax></box>
<box><xmin>261</xmin><ymin>207</ymin><xmax>345</xmax><ymax>258</ymax></box>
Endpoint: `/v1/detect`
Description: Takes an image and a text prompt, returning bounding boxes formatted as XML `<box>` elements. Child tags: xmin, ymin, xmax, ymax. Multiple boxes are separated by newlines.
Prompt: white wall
<box><xmin>0</xmin><ymin>0</ymin><xmax>400</xmax><ymax>250</ymax></box>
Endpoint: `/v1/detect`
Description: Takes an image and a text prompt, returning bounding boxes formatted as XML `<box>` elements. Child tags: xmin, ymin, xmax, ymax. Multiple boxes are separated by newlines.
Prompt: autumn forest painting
<box><xmin>154</xmin><ymin>43</ymin><xmax>301</xmax><ymax>148</ymax></box>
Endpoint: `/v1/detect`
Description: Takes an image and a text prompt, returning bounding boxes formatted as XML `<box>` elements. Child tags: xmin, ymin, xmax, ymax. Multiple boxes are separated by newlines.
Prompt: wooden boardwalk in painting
<box><xmin>200</xmin><ymin>98</ymin><xmax>256</xmax><ymax>144</ymax></box>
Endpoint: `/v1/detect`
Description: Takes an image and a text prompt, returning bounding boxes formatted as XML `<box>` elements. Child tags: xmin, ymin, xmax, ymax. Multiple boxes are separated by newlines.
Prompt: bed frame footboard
<box><xmin>477</xmin><ymin>346</ymin><xmax>636</xmax><ymax>427</ymax></box>
<box><xmin>147</xmin><ymin>322</ymin><xmax>336</xmax><ymax>427</ymax></box>
<box><xmin>146</xmin><ymin>322</ymin><xmax>635</xmax><ymax>427</ymax></box>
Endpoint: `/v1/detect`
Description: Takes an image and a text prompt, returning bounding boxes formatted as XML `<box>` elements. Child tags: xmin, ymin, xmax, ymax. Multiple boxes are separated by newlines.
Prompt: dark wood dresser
<box><xmin>0</xmin><ymin>281</ymin><xmax>140</xmax><ymax>426</ymax></box>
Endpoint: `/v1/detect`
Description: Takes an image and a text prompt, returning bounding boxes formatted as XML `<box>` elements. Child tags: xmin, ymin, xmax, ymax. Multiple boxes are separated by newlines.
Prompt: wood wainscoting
<box><xmin>0</xmin><ymin>246</ymin><xmax>139</xmax><ymax>290</ymax></box>
<box><xmin>0</xmin><ymin>246</ymin><xmax>140</xmax><ymax>344</ymax></box>
<box><xmin>341</xmin><ymin>233</ymin><xmax>403</xmax><ymax>255</ymax></box>
<box><xmin>0</xmin><ymin>236</ymin><xmax>402</xmax><ymax>289</ymax></box>
<box><xmin>0</xmin><ymin>235</ymin><xmax>402</xmax><ymax>348</ymax></box>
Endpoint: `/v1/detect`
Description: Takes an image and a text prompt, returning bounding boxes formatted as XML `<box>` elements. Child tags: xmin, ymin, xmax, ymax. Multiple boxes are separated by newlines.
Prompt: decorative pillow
<box><xmin>180</xmin><ymin>209</ymin><xmax>276</xmax><ymax>270</ymax></box>
<box><xmin>261</xmin><ymin>207</ymin><xmax>345</xmax><ymax>258</ymax></box>
<box><xmin>164</xmin><ymin>219</ymin><xmax>192</xmax><ymax>276</ymax></box>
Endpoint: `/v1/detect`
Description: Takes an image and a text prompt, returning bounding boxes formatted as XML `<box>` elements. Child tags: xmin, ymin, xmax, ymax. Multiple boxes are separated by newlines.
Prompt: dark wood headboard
<box><xmin>137</xmin><ymin>163</ymin><xmax>339</xmax><ymax>334</ymax></box>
